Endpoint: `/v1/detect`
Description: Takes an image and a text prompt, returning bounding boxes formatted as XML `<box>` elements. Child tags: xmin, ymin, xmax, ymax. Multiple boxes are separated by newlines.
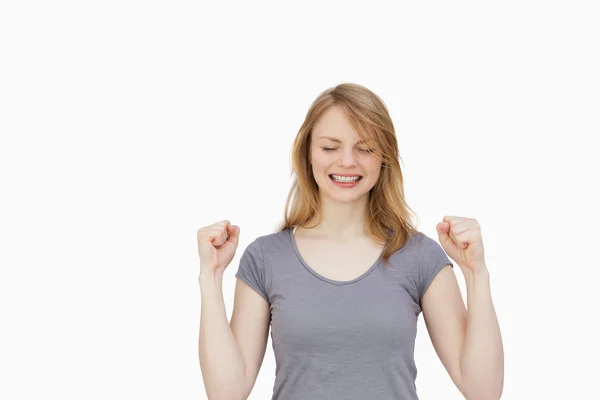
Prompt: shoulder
<box><xmin>237</xmin><ymin>229</ymin><xmax>293</xmax><ymax>269</ymax></box>
<box><xmin>252</xmin><ymin>228</ymin><xmax>293</xmax><ymax>253</ymax></box>
<box><xmin>415</xmin><ymin>231</ymin><xmax>444</xmax><ymax>252</ymax></box>
<box><xmin>386</xmin><ymin>230</ymin><xmax>428</xmax><ymax>259</ymax></box>
<box><xmin>415</xmin><ymin>231</ymin><xmax>454</xmax><ymax>275</ymax></box>
<box><xmin>392</xmin><ymin>230</ymin><xmax>452</xmax><ymax>274</ymax></box>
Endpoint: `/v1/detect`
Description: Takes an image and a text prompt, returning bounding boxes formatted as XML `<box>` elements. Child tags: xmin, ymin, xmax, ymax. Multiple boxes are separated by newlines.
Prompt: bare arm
<box><xmin>422</xmin><ymin>265</ymin><xmax>504</xmax><ymax>400</ymax></box>
<box><xmin>199</xmin><ymin>271</ymin><xmax>271</xmax><ymax>400</ymax></box>
<box><xmin>458</xmin><ymin>267</ymin><xmax>504</xmax><ymax>399</ymax></box>
<box><xmin>199</xmin><ymin>272</ymin><xmax>246</xmax><ymax>400</ymax></box>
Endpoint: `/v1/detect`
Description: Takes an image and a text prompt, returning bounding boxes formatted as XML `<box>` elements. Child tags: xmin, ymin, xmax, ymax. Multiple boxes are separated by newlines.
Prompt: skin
<box><xmin>424</xmin><ymin>217</ymin><xmax>504</xmax><ymax>399</ymax></box>
<box><xmin>303</xmin><ymin>104</ymin><xmax>382</xmax><ymax>239</ymax></box>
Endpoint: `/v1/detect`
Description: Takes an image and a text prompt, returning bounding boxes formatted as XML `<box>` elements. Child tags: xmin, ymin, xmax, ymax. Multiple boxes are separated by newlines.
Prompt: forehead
<box><xmin>313</xmin><ymin>106</ymin><xmax>370</xmax><ymax>143</ymax></box>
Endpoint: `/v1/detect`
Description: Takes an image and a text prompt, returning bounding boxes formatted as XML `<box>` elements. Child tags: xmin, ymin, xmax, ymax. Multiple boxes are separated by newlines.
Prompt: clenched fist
<box><xmin>197</xmin><ymin>220</ymin><xmax>240</xmax><ymax>278</ymax></box>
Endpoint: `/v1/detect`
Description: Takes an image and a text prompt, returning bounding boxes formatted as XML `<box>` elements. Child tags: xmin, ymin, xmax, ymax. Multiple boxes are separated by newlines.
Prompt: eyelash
<box><xmin>322</xmin><ymin>147</ymin><xmax>373</xmax><ymax>153</ymax></box>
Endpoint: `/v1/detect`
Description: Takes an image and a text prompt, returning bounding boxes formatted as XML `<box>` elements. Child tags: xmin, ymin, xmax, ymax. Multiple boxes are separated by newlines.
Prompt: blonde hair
<box><xmin>275</xmin><ymin>83</ymin><xmax>421</xmax><ymax>267</ymax></box>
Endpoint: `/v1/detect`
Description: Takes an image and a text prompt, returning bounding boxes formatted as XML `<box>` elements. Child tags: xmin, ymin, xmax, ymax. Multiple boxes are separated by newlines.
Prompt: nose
<box><xmin>337</xmin><ymin>148</ymin><xmax>358</xmax><ymax>167</ymax></box>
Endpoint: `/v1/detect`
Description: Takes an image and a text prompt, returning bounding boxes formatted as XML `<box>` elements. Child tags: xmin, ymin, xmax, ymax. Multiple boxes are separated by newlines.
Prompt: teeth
<box><xmin>331</xmin><ymin>174</ymin><xmax>360</xmax><ymax>183</ymax></box>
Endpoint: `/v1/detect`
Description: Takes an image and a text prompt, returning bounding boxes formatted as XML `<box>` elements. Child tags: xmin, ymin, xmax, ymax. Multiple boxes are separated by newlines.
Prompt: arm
<box><xmin>199</xmin><ymin>273</ymin><xmax>247</xmax><ymax>400</ymax></box>
<box><xmin>198</xmin><ymin>272</ymin><xmax>270</xmax><ymax>400</ymax></box>
<box><xmin>422</xmin><ymin>265</ymin><xmax>504</xmax><ymax>400</ymax></box>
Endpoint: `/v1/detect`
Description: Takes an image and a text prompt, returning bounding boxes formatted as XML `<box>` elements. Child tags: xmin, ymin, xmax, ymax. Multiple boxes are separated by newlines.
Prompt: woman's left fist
<box><xmin>436</xmin><ymin>216</ymin><xmax>487</xmax><ymax>272</ymax></box>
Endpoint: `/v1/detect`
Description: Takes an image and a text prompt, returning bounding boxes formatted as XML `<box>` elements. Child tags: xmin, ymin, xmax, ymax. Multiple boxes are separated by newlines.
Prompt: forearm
<box><xmin>459</xmin><ymin>267</ymin><xmax>504</xmax><ymax>400</ymax></box>
<box><xmin>199</xmin><ymin>272</ymin><xmax>246</xmax><ymax>400</ymax></box>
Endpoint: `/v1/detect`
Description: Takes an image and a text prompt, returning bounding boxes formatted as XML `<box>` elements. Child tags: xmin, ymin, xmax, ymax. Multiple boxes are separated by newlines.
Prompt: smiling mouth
<box><xmin>329</xmin><ymin>174</ymin><xmax>363</xmax><ymax>183</ymax></box>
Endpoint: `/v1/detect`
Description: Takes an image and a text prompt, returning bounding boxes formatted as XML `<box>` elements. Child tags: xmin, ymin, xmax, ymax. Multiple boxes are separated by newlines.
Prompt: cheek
<box><xmin>311</xmin><ymin>162</ymin><xmax>327</xmax><ymax>175</ymax></box>
<box><xmin>365</xmin><ymin>163</ymin><xmax>382</xmax><ymax>181</ymax></box>
<box><xmin>366</xmin><ymin>159</ymin><xmax>382</xmax><ymax>172</ymax></box>
<box><xmin>309</xmin><ymin>153</ymin><xmax>328</xmax><ymax>171</ymax></box>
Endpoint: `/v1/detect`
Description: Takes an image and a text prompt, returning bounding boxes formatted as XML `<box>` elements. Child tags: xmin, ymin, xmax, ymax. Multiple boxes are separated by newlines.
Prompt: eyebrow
<box><xmin>318</xmin><ymin>136</ymin><xmax>368</xmax><ymax>145</ymax></box>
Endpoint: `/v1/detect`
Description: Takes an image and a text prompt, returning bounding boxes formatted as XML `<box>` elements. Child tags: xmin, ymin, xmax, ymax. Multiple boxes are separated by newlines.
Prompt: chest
<box><xmin>293</xmin><ymin>234</ymin><xmax>385</xmax><ymax>282</ymax></box>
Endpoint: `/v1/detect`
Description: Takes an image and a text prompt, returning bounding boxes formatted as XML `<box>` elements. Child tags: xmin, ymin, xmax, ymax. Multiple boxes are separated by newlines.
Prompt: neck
<box><xmin>303</xmin><ymin>192</ymin><xmax>370</xmax><ymax>238</ymax></box>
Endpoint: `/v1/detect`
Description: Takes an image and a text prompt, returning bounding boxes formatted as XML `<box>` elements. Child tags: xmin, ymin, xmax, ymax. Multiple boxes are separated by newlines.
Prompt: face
<box><xmin>309</xmin><ymin>105</ymin><xmax>382</xmax><ymax>203</ymax></box>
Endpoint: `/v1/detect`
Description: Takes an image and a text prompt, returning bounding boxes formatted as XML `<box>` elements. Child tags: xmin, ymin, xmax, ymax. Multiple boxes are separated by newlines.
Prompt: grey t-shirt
<box><xmin>234</xmin><ymin>227</ymin><xmax>453</xmax><ymax>400</ymax></box>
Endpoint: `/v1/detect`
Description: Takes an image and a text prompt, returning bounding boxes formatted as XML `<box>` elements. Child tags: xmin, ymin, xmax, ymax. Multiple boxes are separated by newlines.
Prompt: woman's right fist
<box><xmin>197</xmin><ymin>220</ymin><xmax>240</xmax><ymax>277</ymax></box>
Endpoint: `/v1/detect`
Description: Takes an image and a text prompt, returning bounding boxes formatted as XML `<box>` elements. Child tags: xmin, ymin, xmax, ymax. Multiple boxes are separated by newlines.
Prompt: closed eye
<box><xmin>322</xmin><ymin>147</ymin><xmax>373</xmax><ymax>153</ymax></box>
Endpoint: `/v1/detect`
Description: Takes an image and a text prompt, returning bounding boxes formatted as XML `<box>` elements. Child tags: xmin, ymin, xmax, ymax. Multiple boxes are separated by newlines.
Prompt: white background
<box><xmin>1</xmin><ymin>1</ymin><xmax>599</xmax><ymax>399</ymax></box>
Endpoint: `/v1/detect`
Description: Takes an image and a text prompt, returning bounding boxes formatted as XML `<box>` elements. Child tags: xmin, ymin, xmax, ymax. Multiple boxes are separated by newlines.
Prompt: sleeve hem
<box><xmin>235</xmin><ymin>271</ymin><xmax>270</xmax><ymax>304</ymax></box>
<box><xmin>417</xmin><ymin>235</ymin><xmax>424</xmax><ymax>295</ymax></box>
<box><xmin>419</xmin><ymin>261</ymin><xmax>453</xmax><ymax>304</ymax></box>
<box><xmin>256</xmin><ymin>238</ymin><xmax>271</xmax><ymax>296</ymax></box>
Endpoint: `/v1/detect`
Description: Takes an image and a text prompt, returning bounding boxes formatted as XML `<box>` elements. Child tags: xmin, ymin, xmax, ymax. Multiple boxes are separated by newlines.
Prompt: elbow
<box><xmin>476</xmin><ymin>394</ymin><xmax>502</xmax><ymax>400</ymax></box>
<box><xmin>209</xmin><ymin>387</ymin><xmax>248</xmax><ymax>400</ymax></box>
<box><xmin>462</xmin><ymin>381</ymin><xmax>503</xmax><ymax>400</ymax></box>
<box><xmin>202</xmin><ymin>366</ymin><xmax>248</xmax><ymax>400</ymax></box>
<box><xmin>204</xmin><ymin>383</ymin><xmax>246</xmax><ymax>400</ymax></box>
<box><xmin>460</xmin><ymin>370</ymin><xmax>504</xmax><ymax>400</ymax></box>
<box><xmin>467</xmin><ymin>387</ymin><xmax>503</xmax><ymax>400</ymax></box>
<box><xmin>207</xmin><ymin>392</ymin><xmax>246</xmax><ymax>400</ymax></box>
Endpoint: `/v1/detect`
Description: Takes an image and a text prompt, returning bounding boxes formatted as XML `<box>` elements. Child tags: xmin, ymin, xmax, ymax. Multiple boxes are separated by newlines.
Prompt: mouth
<box><xmin>329</xmin><ymin>174</ymin><xmax>363</xmax><ymax>183</ymax></box>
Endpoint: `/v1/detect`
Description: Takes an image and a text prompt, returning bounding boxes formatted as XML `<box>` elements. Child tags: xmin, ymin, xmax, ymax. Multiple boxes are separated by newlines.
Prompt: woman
<box><xmin>198</xmin><ymin>83</ymin><xmax>504</xmax><ymax>400</ymax></box>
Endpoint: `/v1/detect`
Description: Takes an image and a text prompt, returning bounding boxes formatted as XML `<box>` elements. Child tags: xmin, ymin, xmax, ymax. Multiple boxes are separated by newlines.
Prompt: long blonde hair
<box><xmin>275</xmin><ymin>83</ymin><xmax>421</xmax><ymax>267</ymax></box>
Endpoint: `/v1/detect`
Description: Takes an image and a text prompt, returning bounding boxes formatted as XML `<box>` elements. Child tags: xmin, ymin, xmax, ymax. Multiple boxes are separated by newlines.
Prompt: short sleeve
<box><xmin>234</xmin><ymin>239</ymin><xmax>269</xmax><ymax>303</ymax></box>
<box><xmin>418</xmin><ymin>235</ymin><xmax>454</xmax><ymax>304</ymax></box>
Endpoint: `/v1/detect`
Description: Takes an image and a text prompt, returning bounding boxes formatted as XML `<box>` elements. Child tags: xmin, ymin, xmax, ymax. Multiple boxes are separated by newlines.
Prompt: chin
<box><xmin>325</xmin><ymin>190</ymin><xmax>369</xmax><ymax>203</ymax></box>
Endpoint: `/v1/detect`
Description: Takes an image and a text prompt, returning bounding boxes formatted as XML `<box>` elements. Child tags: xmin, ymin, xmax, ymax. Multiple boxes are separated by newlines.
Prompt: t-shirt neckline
<box><xmin>287</xmin><ymin>227</ymin><xmax>384</xmax><ymax>287</ymax></box>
